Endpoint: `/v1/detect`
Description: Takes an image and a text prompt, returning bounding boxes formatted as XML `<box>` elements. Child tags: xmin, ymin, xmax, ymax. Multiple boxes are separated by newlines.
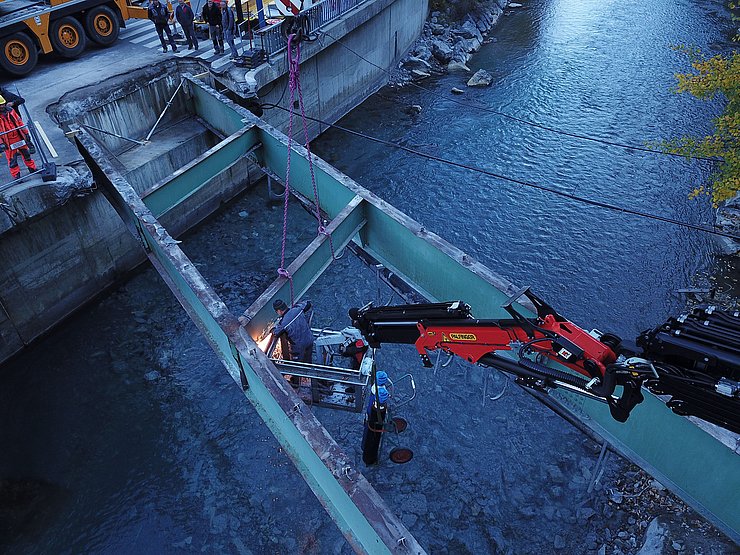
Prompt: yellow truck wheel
<box><xmin>0</xmin><ymin>33</ymin><xmax>38</xmax><ymax>76</ymax></box>
<box><xmin>50</xmin><ymin>16</ymin><xmax>87</xmax><ymax>58</ymax></box>
<box><xmin>84</xmin><ymin>6</ymin><xmax>120</xmax><ymax>47</ymax></box>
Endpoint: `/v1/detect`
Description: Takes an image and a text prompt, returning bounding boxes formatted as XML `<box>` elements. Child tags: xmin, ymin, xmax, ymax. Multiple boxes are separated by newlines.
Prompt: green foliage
<box><xmin>659</xmin><ymin>47</ymin><xmax>740</xmax><ymax>206</ymax></box>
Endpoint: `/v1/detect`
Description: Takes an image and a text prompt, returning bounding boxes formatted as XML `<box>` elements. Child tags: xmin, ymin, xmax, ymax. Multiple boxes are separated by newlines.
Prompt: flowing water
<box><xmin>1</xmin><ymin>0</ymin><xmax>738</xmax><ymax>553</ymax></box>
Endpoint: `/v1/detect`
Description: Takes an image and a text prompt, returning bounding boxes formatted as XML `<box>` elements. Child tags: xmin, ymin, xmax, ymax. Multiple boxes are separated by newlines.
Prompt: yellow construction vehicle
<box><xmin>0</xmin><ymin>0</ymin><xmax>149</xmax><ymax>76</ymax></box>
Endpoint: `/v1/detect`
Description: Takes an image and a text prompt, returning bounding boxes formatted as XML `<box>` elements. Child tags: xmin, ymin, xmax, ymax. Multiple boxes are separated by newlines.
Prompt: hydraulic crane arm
<box><xmin>349</xmin><ymin>288</ymin><xmax>740</xmax><ymax>433</ymax></box>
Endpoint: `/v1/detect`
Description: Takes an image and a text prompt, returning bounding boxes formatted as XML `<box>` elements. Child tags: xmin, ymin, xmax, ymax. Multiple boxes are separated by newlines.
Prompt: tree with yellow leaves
<box><xmin>661</xmin><ymin>48</ymin><xmax>740</xmax><ymax>206</ymax></box>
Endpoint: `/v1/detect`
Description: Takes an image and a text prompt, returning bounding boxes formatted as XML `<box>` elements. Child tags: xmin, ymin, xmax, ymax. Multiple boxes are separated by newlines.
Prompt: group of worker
<box><xmin>0</xmin><ymin>87</ymin><xmax>37</xmax><ymax>181</ymax></box>
<box><xmin>148</xmin><ymin>0</ymin><xmax>241</xmax><ymax>59</ymax></box>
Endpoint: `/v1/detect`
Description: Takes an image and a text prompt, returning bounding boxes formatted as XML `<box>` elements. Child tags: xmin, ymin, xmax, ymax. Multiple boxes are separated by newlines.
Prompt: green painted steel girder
<box><xmin>143</xmin><ymin>126</ymin><xmax>260</xmax><ymax>218</ymax></box>
<box><xmin>242</xmin><ymin>194</ymin><xmax>367</xmax><ymax>338</ymax></box>
<box><xmin>73</xmin><ymin>127</ymin><xmax>424</xmax><ymax>555</ymax></box>
<box><xmin>255</xmin><ymin>126</ymin><xmax>357</xmax><ymax>221</ymax></box>
<box><xmin>186</xmin><ymin>75</ymin><xmax>252</xmax><ymax>136</ymax></box>
<box><xmin>552</xmin><ymin>388</ymin><xmax>740</xmax><ymax>541</ymax></box>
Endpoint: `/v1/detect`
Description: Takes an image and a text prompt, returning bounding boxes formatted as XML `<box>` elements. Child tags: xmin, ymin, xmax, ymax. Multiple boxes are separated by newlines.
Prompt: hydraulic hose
<box><xmin>479</xmin><ymin>354</ymin><xmax>590</xmax><ymax>391</ymax></box>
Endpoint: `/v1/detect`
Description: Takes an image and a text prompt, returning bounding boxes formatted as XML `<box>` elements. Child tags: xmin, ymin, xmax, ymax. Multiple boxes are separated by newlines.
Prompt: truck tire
<box><xmin>0</xmin><ymin>33</ymin><xmax>38</xmax><ymax>76</ymax></box>
<box><xmin>85</xmin><ymin>6</ymin><xmax>120</xmax><ymax>47</ymax></box>
<box><xmin>51</xmin><ymin>16</ymin><xmax>87</xmax><ymax>58</ymax></box>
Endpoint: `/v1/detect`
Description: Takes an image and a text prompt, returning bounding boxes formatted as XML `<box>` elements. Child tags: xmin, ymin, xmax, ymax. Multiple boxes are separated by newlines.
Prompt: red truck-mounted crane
<box><xmin>349</xmin><ymin>288</ymin><xmax>740</xmax><ymax>434</ymax></box>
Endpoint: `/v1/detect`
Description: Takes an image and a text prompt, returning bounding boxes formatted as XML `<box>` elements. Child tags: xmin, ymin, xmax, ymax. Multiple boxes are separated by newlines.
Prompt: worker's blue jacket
<box><xmin>273</xmin><ymin>300</ymin><xmax>314</xmax><ymax>355</ymax></box>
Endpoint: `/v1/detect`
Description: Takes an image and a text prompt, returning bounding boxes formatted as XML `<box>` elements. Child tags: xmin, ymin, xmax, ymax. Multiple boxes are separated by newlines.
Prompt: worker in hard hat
<box><xmin>0</xmin><ymin>87</ymin><xmax>24</xmax><ymax>114</ymax></box>
<box><xmin>0</xmin><ymin>95</ymin><xmax>36</xmax><ymax>179</ymax></box>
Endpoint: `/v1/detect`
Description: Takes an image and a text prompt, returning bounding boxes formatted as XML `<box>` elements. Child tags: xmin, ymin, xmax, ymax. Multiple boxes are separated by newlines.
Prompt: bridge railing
<box><xmin>254</xmin><ymin>0</ymin><xmax>368</xmax><ymax>60</ymax></box>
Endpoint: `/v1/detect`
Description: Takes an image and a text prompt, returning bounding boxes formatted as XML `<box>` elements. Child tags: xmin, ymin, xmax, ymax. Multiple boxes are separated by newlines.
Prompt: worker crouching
<box><xmin>0</xmin><ymin>96</ymin><xmax>36</xmax><ymax>179</ymax></box>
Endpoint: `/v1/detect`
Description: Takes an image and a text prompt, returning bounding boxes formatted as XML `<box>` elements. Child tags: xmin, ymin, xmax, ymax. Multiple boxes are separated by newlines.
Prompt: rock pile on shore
<box><xmin>393</xmin><ymin>0</ymin><xmax>511</xmax><ymax>87</ymax></box>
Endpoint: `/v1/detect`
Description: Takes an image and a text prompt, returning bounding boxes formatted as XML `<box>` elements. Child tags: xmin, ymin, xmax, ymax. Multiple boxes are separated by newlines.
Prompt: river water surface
<box><xmin>1</xmin><ymin>0</ymin><xmax>738</xmax><ymax>554</ymax></box>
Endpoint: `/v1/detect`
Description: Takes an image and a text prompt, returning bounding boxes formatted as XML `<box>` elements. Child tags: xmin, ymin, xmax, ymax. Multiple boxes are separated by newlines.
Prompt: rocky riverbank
<box><xmin>393</xmin><ymin>0</ymin><xmax>513</xmax><ymax>87</ymax></box>
<box><xmin>717</xmin><ymin>195</ymin><xmax>740</xmax><ymax>255</ymax></box>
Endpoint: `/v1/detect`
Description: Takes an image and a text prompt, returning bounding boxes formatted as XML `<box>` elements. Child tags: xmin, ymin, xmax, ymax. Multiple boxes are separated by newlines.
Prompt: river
<box><xmin>1</xmin><ymin>0</ymin><xmax>738</xmax><ymax>553</ymax></box>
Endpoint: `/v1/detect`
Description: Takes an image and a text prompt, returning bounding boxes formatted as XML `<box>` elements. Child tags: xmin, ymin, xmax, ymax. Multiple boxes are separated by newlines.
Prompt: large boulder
<box><xmin>455</xmin><ymin>37</ymin><xmax>480</xmax><ymax>56</ymax></box>
<box><xmin>448</xmin><ymin>61</ymin><xmax>471</xmax><ymax>73</ymax></box>
<box><xmin>457</xmin><ymin>20</ymin><xmax>483</xmax><ymax>42</ymax></box>
<box><xmin>467</xmin><ymin>69</ymin><xmax>493</xmax><ymax>87</ymax></box>
<box><xmin>412</xmin><ymin>44</ymin><xmax>433</xmax><ymax>62</ymax></box>
<box><xmin>402</xmin><ymin>56</ymin><xmax>432</xmax><ymax>72</ymax></box>
<box><xmin>431</xmin><ymin>39</ymin><xmax>453</xmax><ymax>63</ymax></box>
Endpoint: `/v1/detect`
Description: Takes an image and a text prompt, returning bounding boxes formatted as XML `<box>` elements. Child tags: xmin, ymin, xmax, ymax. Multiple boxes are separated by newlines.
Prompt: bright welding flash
<box><xmin>257</xmin><ymin>332</ymin><xmax>273</xmax><ymax>352</ymax></box>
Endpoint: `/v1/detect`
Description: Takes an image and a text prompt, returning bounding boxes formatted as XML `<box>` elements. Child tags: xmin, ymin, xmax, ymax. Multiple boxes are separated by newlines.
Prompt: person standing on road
<box><xmin>149</xmin><ymin>0</ymin><xmax>179</xmax><ymax>53</ymax></box>
<box><xmin>175</xmin><ymin>0</ymin><xmax>199</xmax><ymax>50</ymax></box>
<box><xmin>0</xmin><ymin>96</ymin><xmax>36</xmax><ymax>179</ymax></box>
<box><xmin>221</xmin><ymin>0</ymin><xmax>239</xmax><ymax>59</ymax></box>
<box><xmin>201</xmin><ymin>0</ymin><xmax>224</xmax><ymax>54</ymax></box>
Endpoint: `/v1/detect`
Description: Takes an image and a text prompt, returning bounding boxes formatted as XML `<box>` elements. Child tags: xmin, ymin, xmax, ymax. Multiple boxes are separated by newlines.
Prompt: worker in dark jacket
<box><xmin>220</xmin><ymin>0</ymin><xmax>239</xmax><ymax>59</ymax></box>
<box><xmin>148</xmin><ymin>0</ymin><xmax>178</xmax><ymax>53</ymax></box>
<box><xmin>200</xmin><ymin>0</ymin><xmax>224</xmax><ymax>54</ymax></box>
<box><xmin>273</xmin><ymin>299</ymin><xmax>314</xmax><ymax>364</ymax></box>
<box><xmin>175</xmin><ymin>0</ymin><xmax>198</xmax><ymax>50</ymax></box>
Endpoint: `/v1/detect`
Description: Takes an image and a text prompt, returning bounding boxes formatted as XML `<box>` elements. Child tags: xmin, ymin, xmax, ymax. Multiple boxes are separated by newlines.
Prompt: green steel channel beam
<box><xmin>73</xmin><ymin>129</ymin><xmax>424</xmax><ymax>555</ymax></box>
<box><xmin>141</xmin><ymin>126</ymin><xmax>260</xmax><ymax>218</ymax></box>
<box><xmin>551</xmin><ymin>388</ymin><xmax>740</xmax><ymax>543</ymax></box>
<box><xmin>185</xmin><ymin>74</ymin><xmax>254</xmax><ymax>136</ymax></box>
<box><xmin>254</xmin><ymin>124</ymin><xmax>357</xmax><ymax>220</ymax></box>
<box><xmin>241</xmin><ymin>195</ymin><xmax>367</xmax><ymax>337</ymax></box>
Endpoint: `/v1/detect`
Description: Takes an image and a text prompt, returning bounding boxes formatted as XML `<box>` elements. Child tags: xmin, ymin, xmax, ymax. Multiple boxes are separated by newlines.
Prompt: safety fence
<box><xmin>254</xmin><ymin>0</ymin><xmax>368</xmax><ymax>60</ymax></box>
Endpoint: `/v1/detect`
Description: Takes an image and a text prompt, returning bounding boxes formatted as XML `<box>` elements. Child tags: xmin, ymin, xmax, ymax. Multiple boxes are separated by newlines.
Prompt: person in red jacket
<box><xmin>0</xmin><ymin>95</ymin><xmax>36</xmax><ymax>179</ymax></box>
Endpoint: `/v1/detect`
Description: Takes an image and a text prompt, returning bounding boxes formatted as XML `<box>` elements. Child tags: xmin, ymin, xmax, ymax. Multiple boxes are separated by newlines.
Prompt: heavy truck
<box><xmin>0</xmin><ymin>0</ymin><xmax>149</xmax><ymax>76</ymax></box>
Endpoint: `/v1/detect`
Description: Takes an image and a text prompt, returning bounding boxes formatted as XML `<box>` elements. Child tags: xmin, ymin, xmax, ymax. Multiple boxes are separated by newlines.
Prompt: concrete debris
<box><xmin>636</xmin><ymin>517</ymin><xmax>667</xmax><ymax>554</ymax></box>
<box><xmin>402</xmin><ymin>56</ymin><xmax>433</xmax><ymax>72</ymax></box>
